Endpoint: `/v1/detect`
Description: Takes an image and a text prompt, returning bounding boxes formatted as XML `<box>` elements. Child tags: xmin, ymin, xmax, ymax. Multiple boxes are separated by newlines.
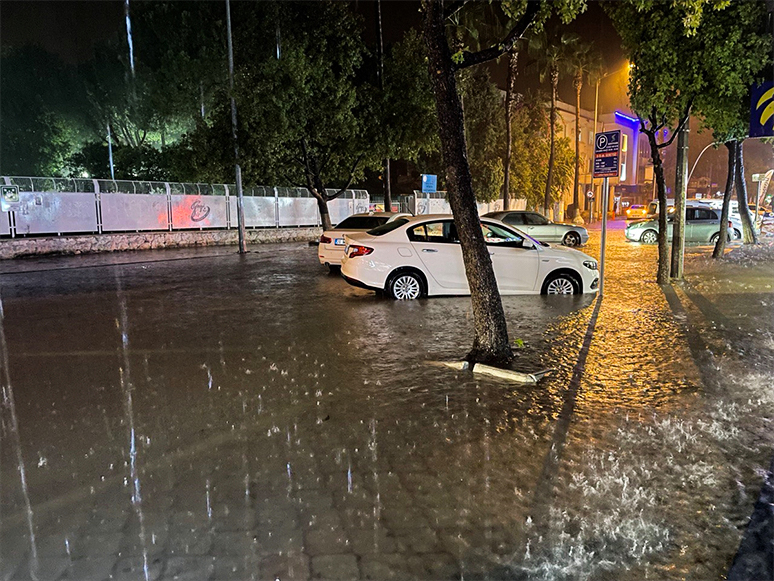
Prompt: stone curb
<box><xmin>0</xmin><ymin>228</ymin><xmax>322</xmax><ymax>260</ymax></box>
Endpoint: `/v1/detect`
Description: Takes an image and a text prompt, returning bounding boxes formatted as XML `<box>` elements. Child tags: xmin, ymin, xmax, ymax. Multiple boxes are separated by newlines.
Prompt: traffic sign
<box><xmin>421</xmin><ymin>174</ymin><xmax>437</xmax><ymax>193</ymax></box>
<box><xmin>0</xmin><ymin>185</ymin><xmax>20</xmax><ymax>212</ymax></box>
<box><xmin>593</xmin><ymin>130</ymin><xmax>621</xmax><ymax>178</ymax></box>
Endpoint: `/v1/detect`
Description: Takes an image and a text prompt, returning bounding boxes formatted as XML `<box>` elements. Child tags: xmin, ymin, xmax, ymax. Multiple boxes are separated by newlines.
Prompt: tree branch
<box><xmin>280</xmin><ymin>171</ymin><xmax>307</xmax><ymax>191</ymax></box>
<box><xmin>453</xmin><ymin>0</ymin><xmax>541</xmax><ymax>71</ymax></box>
<box><xmin>323</xmin><ymin>155</ymin><xmax>364</xmax><ymax>202</ymax></box>
<box><xmin>657</xmin><ymin>100</ymin><xmax>693</xmax><ymax>149</ymax></box>
<box><xmin>444</xmin><ymin>0</ymin><xmax>471</xmax><ymax>21</ymax></box>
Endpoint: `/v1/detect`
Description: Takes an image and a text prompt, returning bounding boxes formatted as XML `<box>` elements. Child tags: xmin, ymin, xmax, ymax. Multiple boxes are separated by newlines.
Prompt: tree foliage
<box><xmin>507</xmin><ymin>95</ymin><xmax>574</xmax><ymax>210</ymax></box>
<box><xmin>0</xmin><ymin>47</ymin><xmax>80</xmax><ymax>175</ymax></box>
<box><xmin>458</xmin><ymin>67</ymin><xmax>505</xmax><ymax>203</ymax></box>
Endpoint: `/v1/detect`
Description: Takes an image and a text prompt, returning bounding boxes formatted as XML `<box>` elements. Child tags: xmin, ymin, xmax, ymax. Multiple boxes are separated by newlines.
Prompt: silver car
<box><xmin>483</xmin><ymin>211</ymin><xmax>589</xmax><ymax>247</ymax></box>
<box><xmin>625</xmin><ymin>206</ymin><xmax>731</xmax><ymax>244</ymax></box>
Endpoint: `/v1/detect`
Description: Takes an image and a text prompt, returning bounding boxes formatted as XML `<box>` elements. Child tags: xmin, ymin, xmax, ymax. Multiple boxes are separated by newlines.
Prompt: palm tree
<box><xmin>568</xmin><ymin>42</ymin><xmax>602</xmax><ymax>222</ymax></box>
<box><xmin>528</xmin><ymin>30</ymin><xmax>577</xmax><ymax>217</ymax></box>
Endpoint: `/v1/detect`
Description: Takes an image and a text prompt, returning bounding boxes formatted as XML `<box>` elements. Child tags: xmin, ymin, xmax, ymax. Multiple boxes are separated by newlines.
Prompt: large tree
<box><xmin>420</xmin><ymin>0</ymin><xmax>584</xmax><ymax>365</ymax></box>
<box><xmin>694</xmin><ymin>0</ymin><xmax>771</xmax><ymax>248</ymax></box>
<box><xmin>608</xmin><ymin>2</ymin><xmax>706</xmax><ymax>284</ymax></box>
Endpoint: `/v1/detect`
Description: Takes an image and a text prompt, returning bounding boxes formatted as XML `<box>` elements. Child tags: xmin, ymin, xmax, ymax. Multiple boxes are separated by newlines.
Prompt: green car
<box><xmin>625</xmin><ymin>207</ymin><xmax>731</xmax><ymax>244</ymax></box>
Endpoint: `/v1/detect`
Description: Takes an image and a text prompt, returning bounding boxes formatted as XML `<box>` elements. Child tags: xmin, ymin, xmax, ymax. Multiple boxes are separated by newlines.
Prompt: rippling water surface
<box><xmin>2</xmin><ymin>228</ymin><xmax>773</xmax><ymax>580</ymax></box>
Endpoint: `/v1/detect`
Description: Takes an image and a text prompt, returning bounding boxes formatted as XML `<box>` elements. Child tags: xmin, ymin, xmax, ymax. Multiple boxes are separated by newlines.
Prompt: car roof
<box><xmin>399</xmin><ymin>213</ymin><xmax>507</xmax><ymax>223</ymax></box>
<box><xmin>345</xmin><ymin>212</ymin><xmax>408</xmax><ymax>218</ymax></box>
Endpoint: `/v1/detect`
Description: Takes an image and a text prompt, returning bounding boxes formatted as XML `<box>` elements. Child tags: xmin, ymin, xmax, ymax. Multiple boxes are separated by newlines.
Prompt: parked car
<box><xmin>625</xmin><ymin>206</ymin><xmax>732</xmax><ymax>244</ymax></box>
<box><xmin>318</xmin><ymin>212</ymin><xmax>410</xmax><ymax>270</ymax></box>
<box><xmin>340</xmin><ymin>215</ymin><xmax>599</xmax><ymax>299</ymax></box>
<box><xmin>625</xmin><ymin>204</ymin><xmax>648</xmax><ymax>220</ymax></box>
<box><xmin>483</xmin><ymin>211</ymin><xmax>588</xmax><ymax>247</ymax></box>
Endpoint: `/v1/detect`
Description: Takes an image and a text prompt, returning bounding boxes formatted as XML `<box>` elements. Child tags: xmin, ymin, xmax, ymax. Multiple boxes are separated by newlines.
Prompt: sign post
<box><xmin>593</xmin><ymin>130</ymin><xmax>621</xmax><ymax>297</ymax></box>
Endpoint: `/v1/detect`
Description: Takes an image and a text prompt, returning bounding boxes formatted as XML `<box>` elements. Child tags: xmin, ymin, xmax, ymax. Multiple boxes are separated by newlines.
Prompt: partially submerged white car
<box><xmin>318</xmin><ymin>212</ymin><xmax>410</xmax><ymax>270</ymax></box>
<box><xmin>340</xmin><ymin>215</ymin><xmax>599</xmax><ymax>300</ymax></box>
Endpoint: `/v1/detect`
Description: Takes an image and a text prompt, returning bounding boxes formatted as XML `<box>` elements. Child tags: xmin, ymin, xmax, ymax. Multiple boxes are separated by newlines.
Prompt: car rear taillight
<box><xmin>348</xmin><ymin>245</ymin><xmax>374</xmax><ymax>258</ymax></box>
<box><xmin>320</xmin><ymin>235</ymin><xmax>332</xmax><ymax>244</ymax></box>
<box><xmin>728</xmin><ymin>221</ymin><xmax>733</xmax><ymax>229</ymax></box>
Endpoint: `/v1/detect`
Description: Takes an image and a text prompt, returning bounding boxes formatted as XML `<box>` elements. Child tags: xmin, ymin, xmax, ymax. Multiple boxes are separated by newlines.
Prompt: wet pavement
<box><xmin>1</xmin><ymin>222</ymin><xmax>774</xmax><ymax>580</ymax></box>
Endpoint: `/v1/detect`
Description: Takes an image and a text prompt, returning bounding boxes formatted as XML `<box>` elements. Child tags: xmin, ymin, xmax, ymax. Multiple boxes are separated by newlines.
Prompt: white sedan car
<box><xmin>340</xmin><ymin>215</ymin><xmax>599</xmax><ymax>299</ymax></box>
<box><xmin>318</xmin><ymin>212</ymin><xmax>411</xmax><ymax>270</ymax></box>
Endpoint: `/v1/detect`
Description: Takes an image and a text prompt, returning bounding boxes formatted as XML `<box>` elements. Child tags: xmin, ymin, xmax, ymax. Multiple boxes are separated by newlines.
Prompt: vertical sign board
<box><xmin>421</xmin><ymin>174</ymin><xmax>437</xmax><ymax>194</ymax></box>
<box><xmin>0</xmin><ymin>185</ymin><xmax>20</xmax><ymax>212</ymax></box>
<box><xmin>593</xmin><ymin>130</ymin><xmax>621</xmax><ymax>297</ymax></box>
<box><xmin>750</xmin><ymin>82</ymin><xmax>774</xmax><ymax>138</ymax></box>
<box><xmin>593</xmin><ymin>130</ymin><xmax>621</xmax><ymax>178</ymax></box>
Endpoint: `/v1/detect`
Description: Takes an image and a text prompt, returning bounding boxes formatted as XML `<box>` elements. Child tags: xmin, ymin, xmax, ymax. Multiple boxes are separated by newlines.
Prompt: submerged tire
<box><xmin>542</xmin><ymin>272</ymin><xmax>580</xmax><ymax>295</ymax></box>
<box><xmin>563</xmin><ymin>232</ymin><xmax>581</xmax><ymax>247</ymax></box>
<box><xmin>640</xmin><ymin>230</ymin><xmax>658</xmax><ymax>244</ymax></box>
<box><xmin>388</xmin><ymin>271</ymin><xmax>424</xmax><ymax>300</ymax></box>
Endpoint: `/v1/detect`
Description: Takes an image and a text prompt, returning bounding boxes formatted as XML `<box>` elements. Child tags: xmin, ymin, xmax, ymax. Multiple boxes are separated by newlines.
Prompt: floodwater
<box><xmin>1</xmin><ymin>224</ymin><xmax>773</xmax><ymax>580</ymax></box>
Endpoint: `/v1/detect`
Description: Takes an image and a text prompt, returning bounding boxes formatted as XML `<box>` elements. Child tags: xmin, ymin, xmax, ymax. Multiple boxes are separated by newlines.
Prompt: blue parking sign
<box><xmin>593</xmin><ymin>131</ymin><xmax>621</xmax><ymax>178</ymax></box>
<box><xmin>421</xmin><ymin>174</ymin><xmax>437</xmax><ymax>193</ymax></box>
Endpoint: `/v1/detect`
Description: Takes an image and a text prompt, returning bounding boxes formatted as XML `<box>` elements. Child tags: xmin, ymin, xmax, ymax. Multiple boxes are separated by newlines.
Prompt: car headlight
<box><xmin>583</xmin><ymin>260</ymin><xmax>598</xmax><ymax>270</ymax></box>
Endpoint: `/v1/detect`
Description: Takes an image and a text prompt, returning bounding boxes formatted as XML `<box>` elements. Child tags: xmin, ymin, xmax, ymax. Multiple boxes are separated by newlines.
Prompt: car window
<box><xmin>502</xmin><ymin>213</ymin><xmax>525</xmax><ymax>225</ymax></box>
<box><xmin>696</xmin><ymin>209</ymin><xmax>717</xmax><ymax>220</ymax></box>
<box><xmin>524</xmin><ymin>213</ymin><xmax>549</xmax><ymax>225</ymax></box>
<box><xmin>407</xmin><ymin>220</ymin><xmax>456</xmax><ymax>243</ymax></box>
<box><xmin>481</xmin><ymin>223</ymin><xmax>525</xmax><ymax>247</ymax></box>
<box><xmin>685</xmin><ymin>208</ymin><xmax>696</xmax><ymax>221</ymax></box>
<box><xmin>336</xmin><ymin>216</ymin><xmax>388</xmax><ymax>230</ymax></box>
<box><xmin>368</xmin><ymin>218</ymin><xmax>409</xmax><ymax>236</ymax></box>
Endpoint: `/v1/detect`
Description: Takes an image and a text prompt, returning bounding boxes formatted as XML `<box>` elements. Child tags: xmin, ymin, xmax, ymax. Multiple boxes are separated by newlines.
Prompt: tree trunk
<box><xmin>383</xmin><ymin>158</ymin><xmax>392</xmax><ymax>211</ymax></box>
<box><xmin>572</xmin><ymin>76</ymin><xmax>582</xmax><ymax>221</ymax></box>
<box><xmin>670</xmin><ymin>118</ymin><xmax>689</xmax><ymax>279</ymax></box>
<box><xmin>544</xmin><ymin>73</ymin><xmax>557</xmax><ymax>216</ymax></box>
<box><xmin>376</xmin><ymin>0</ymin><xmax>392</xmax><ymax>213</ymax></box>
<box><xmin>502</xmin><ymin>50</ymin><xmax>518</xmax><ymax>211</ymax></box>
<box><xmin>645</xmin><ymin>129</ymin><xmax>670</xmax><ymax>284</ymax></box>
<box><xmin>735</xmin><ymin>140</ymin><xmax>758</xmax><ymax>244</ymax></box>
<box><xmin>421</xmin><ymin>0</ymin><xmax>512</xmax><ymax>366</ymax></box>
<box><xmin>313</xmin><ymin>190</ymin><xmax>333</xmax><ymax>231</ymax></box>
<box><xmin>713</xmin><ymin>141</ymin><xmax>736</xmax><ymax>259</ymax></box>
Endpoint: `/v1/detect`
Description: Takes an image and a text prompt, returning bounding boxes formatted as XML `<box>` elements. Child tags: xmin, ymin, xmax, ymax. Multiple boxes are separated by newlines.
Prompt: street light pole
<box><xmin>592</xmin><ymin>63</ymin><xmax>631</xmax><ymax>222</ymax></box>
<box><xmin>226</xmin><ymin>0</ymin><xmax>247</xmax><ymax>254</ymax></box>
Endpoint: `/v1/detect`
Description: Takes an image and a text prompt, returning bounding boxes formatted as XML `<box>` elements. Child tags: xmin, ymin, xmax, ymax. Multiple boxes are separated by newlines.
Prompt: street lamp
<box><xmin>591</xmin><ymin>62</ymin><xmax>632</xmax><ymax>221</ymax></box>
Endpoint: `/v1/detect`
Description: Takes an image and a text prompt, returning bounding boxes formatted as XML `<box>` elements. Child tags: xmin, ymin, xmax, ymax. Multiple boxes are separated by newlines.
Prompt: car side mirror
<box><xmin>522</xmin><ymin>239</ymin><xmax>535</xmax><ymax>249</ymax></box>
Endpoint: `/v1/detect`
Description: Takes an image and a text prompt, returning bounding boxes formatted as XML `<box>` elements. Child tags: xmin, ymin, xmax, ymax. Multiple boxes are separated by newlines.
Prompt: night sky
<box><xmin>0</xmin><ymin>0</ymin><xmax>626</xmax><ymax>110</ymax></box>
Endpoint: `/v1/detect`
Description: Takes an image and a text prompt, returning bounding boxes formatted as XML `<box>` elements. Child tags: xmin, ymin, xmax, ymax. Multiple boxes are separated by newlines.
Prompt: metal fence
<box><xmin>399</xmin><ymin>191</ymin><xmax>513</xmax><ymax>216</ymax></box>
<box><xmin>0</xmin><ymin>177</ymin><xmax>369</xmax><ymax>238</ymax></box>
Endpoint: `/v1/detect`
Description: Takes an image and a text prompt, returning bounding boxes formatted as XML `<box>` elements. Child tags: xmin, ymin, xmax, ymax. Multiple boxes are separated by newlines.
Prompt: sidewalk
<box><xmin>678</xmin><ymin>239</ymin><xmax>774</xmax><ymax>579</ymax></box>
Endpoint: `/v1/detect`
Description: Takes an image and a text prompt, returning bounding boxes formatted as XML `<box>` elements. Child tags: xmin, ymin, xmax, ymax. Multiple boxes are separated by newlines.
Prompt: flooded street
<box><xmin>2</xmin><ymin>224</ymin><xmax>774</xmax><ymax>580</ymax></box>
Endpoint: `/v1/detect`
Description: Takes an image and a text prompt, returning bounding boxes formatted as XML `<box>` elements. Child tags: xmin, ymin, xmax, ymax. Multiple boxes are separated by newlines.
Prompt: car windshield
<box><xmin>367</xmin><ymin>218</ymin><xmax>410</xmax><ymax>236</ymax></box>
<box><xmin>335</xmin><ymin>216</ymin><xmax>388</xmax><ymax>230</ymax></box>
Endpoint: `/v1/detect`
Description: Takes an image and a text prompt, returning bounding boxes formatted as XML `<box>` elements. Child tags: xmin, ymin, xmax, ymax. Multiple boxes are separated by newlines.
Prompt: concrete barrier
<box><xmin>0</xmin><ymin>227</ymin><xmax>321</xmax><ymax>260</ymax></box>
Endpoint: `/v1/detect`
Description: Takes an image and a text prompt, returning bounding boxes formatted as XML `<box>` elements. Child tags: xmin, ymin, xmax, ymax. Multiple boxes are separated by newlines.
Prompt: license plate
<box><xmin>334</xmin><ymin>238</ymin><xmax>346</xmax><ymax>246</ymax></box>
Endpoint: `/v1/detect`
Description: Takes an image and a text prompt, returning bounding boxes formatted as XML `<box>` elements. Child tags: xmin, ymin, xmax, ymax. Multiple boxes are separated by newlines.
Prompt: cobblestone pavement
<box><xmin>2</xmin><ymin>229</ymin><xmax>774</xmax><ymax>580</ymax></box>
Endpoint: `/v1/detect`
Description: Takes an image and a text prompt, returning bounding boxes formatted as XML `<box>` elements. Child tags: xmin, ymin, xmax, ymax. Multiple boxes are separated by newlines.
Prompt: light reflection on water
<box><xmin>0</xmin><ymin>234</ymin><xmax>772</xmax><ymax>580</ymax></box>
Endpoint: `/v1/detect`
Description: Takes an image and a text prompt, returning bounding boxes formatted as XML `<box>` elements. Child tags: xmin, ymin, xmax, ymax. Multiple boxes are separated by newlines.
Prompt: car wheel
<box><xmin>563</xmin><ymin>232</ymin><xmax>581</xmax><ymax>247</ymax></box>
<box><xmin>640</xmin><ymin>230</ymin><xmax>658</xmax><ymax>244</ymax></box>
<box><xmin>734</xmin><ymin>229</ymin><xmax>742</xmax><ymax>239</ymax></box>
<box><xmin>388</xmin><ymin>271</ymin><xmax>424</xmax><ymax>300</ymax></box>
<box><xmin>542</xmin><ymin>272</ymin><xmax>579</xmax><ymax>295</ymax></box>
<box><xmin>710</xmin><ymin>232</ymin><xmax>731</xmax><ymax>244</ymax></box>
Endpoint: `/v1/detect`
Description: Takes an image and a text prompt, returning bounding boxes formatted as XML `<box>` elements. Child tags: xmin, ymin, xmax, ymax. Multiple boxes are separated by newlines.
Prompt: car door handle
<box><xmin>422</xmin><ymin>249</ymin><xmax>438</xmax><ymax>253</ymax></box>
